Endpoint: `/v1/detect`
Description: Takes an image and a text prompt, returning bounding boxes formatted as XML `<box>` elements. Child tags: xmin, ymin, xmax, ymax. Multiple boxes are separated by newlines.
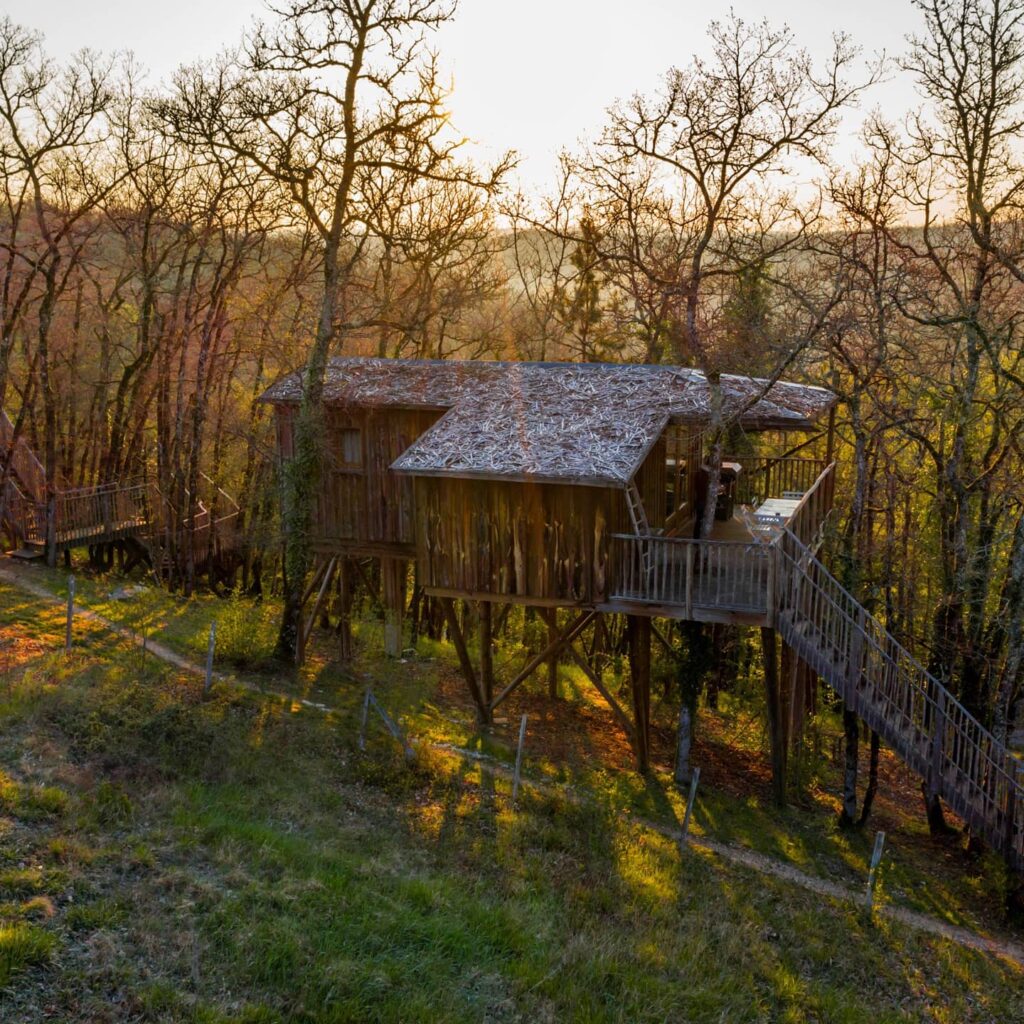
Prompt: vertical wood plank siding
<box><xmin>413</xmin><ymin>435</ymin><xmax>666</xmax><ymax>602</ymax></box>
<box><xmin>277</xmin><ymin>407</ymin><xmax>440</xmax><ymax>549</ymax></box>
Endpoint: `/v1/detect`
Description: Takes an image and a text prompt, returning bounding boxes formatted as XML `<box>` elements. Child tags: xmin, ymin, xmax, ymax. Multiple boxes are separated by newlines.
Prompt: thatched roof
<box><xmin>261</xmin><ymin>357</ymin><xmax>835</xmax><ymax>487</ymax></box>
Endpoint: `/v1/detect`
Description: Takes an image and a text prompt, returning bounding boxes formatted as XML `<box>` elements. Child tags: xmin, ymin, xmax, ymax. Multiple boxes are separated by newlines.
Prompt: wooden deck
<box><xmin>604</xmin><ymin>463</ymin><xmax>835</xmax><ymax>624</ymax></box>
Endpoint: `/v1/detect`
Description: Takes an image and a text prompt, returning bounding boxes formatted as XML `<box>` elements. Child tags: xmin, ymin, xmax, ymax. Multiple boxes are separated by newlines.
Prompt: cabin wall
<box><xmin>634</xmin><ymin>432</ymin><xmax>667</xmax><ymax>530</ymax></box>
<box><xmin>414</xmin><ymin>477</ymin><xmax>622</xmax><ymax>603</ymax></box>
<box><xmin>274</xmin><ymin>404</ymin><xmax>440</xmax><ymax>552</ymax></box>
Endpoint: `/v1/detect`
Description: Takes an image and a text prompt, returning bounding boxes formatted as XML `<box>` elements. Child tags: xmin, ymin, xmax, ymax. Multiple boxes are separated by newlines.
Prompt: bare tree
<box><xmin>157</xmin><ymin>0</ymin><xmax>512</xmax><ymax>654</ymax></box>
<box><xmin>581</xmin><ymin>13</ymin><xmax>876</xmax><ymax>537</ymax></box>
<box><xmin>0</xmin><ymin>19</ymin><xmax>116</xmax><ymax>564</ymax></box>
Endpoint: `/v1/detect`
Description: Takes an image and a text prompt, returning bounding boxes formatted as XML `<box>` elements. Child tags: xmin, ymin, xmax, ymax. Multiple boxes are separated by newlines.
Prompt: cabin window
<box><xmin>330</xmin><ymin>427</ymin><xmax>363</xmax><ymax>469</ymax></box>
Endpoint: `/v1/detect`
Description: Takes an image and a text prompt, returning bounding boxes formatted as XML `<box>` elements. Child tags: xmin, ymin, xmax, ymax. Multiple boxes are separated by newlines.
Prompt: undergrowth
<box><xmin>0</xmin><ymin>575</ymin><xmax>1021</xmax><ymax>1022</ymax></box>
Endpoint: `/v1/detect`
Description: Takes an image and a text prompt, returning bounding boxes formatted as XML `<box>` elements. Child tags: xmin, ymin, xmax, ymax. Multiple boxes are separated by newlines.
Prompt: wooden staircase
<box><xmin>775</xmin><ymin>529</ymin><xmax>1024</xmax><ymax>871</ymax></box>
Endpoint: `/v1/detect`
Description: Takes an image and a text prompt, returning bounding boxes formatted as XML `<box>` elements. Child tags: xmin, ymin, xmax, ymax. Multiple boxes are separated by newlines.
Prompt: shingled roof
<box><xmin>261</xmin><ymin>357</ymin><xmax>835</xmax><ymax>487</ymax></box>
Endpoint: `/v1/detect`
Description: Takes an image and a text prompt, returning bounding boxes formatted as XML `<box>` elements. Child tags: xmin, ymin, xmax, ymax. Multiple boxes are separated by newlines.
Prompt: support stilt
<box><xmin>761</xmin><ymin>626</ymin><xmax>787</xmax><ymax>807</ymax></box>
<box><xmin>440</xmin><ymin>597</ymin><xmax>491</xmax><ymax>725</ymax></box>
<box><xmin>479</xmin><ymin>600</ymin><xmax>494</xmax><ymax>708</ymax></box>
<box><xmin>381</xmin><ymin>557</ymin><xmax>408</xmax><ymax>658</ymax></box>
<box><xmin>544</xmin><ymin>608</ymin><xmax>559</xmax><ymax>699</ymax></box>
<box><xmin>336</xmin><ymin>558</ymin><xmax>354</xmax><ymax>662</ymax></box>
<box><xmin>296</xmin><ymin>556</ymin><xmax>338</xmax><ymax>666</ymax></box>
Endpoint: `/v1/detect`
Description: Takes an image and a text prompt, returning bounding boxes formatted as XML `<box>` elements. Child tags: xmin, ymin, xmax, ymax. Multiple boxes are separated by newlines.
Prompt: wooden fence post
<box><xmin>64</xmin><ymin>576</ymin><xmax>75</xmax><ymax>654</ymax></box>
<box><xmin>359</xmin><ymin>688</ymin><xmax>372</xmax><ymax>751</ymax></box>
<box><xmin>204</xmin><ymin>622</ymin><xmax>216</xmax><ymax>696</ymax></box>
<box><xmin>866</xmin><ymin>830</ymin><xmax>886</xmax><ymax>910</ymax></box>
<box><xmin>512</xmin><ymin>713</ymin><xmax>528</xmax><ymax>805</ymax></box>
<box><xmin>681</xmin><ymin>766</ymin><xmax>701</xmax><ymax>845</ymax></box>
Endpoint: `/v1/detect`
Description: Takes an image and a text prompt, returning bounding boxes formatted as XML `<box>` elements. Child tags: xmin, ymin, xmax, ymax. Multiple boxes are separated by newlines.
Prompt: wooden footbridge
<box><xmin>0</xmin><ymin>410</ymin><xmax>239</xmax><ymax>580</ymax></box>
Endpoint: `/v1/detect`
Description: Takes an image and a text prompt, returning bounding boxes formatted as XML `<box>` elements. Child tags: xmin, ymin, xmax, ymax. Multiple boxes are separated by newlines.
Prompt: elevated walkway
<box><xmin>0</xmin><ymin>411</ymin><xmax>239</xmax><ymax>574</ymax></box>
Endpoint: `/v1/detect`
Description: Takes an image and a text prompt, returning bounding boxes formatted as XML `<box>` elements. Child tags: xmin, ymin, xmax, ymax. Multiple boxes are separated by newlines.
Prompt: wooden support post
<box><xmin>440</xmin><ymin>597</ymin><xmax>491</xmax><ymax>726</ymax></box>
<box><xmin>490</xmin><ymin>611</ymin><xmax>595</xmax><ymax>712</ymax></box>
<box><xmin>336</xmin><ymin>558</ymin><xmax>353</xmax><ymax>662</ymax></box>
<box><xmin>204</xmin><ymin>622</ymin><xmax>216</xmax><ymax>697</ymax></box>
<box><xmin>512</xmin><ymin>713</ymin><xmax>528</xmax><ymax>805</ymax></box>
<box><xmin>358</xmin><ymin>688</ymin><xmax>372</xmax><ymax>750</ymax></box>
<box><xmin>64</xmin><ymin>575</ymin><xmax>75</xmax><ymax>655</ymax></box>
<box><xmin>544</xmin><ymin>608</ymin><xmax>559</xmax><ymax>699</ymax></box>
<box><xmin>296</xmin><ymin>556</ymin><xmax>337</xmax><ymax>667</ymax></box>
<box><xmin>681</xmin><ymin>766</ymin><xmax>701</xmax><ymax>845</ymax></box>
<box><xmin>865</xmin><ymin>830</ymin><xmax>886</xmax><ymax>910</ymax></box>
<box><xmin>760</xmin><ymin>626</ymin><xmax>787</xmax><ymax>807</ymax></box>
<box><xmin>566</xmin><ymin>632</ymin><xmax>636</xmax><ymax>751</ymax></box>
<box><xmin>779</xmin><ymin>640</ymin><xmax>794</xmax><ymax>755</ymax></box>
<box><xmin>381</xmin><ymin>558</ymin><xmax>408</xmax><ymax>658</ymax></box>
<box><xmin>479</xmin><ymin>600</ymin><xmax>494</xmax><ymax>708</ymax></box>
<box><xmin>627</xmin><ymin>615</ymin><xmax>652</xmax><ymax>773</ymax></box>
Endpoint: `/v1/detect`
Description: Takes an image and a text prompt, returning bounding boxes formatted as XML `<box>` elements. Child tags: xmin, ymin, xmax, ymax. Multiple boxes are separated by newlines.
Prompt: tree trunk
<box><xmin>857</xmin><ymin>730</ymin><xmax>880</xmax><ymax>827</ymax></box>
<box><xmin>761</xmin><ymin>627</ymin><xmax>786</xmax><ymax>807</ymax></box>
<box><xmin>276</xmin><ymin>247</ymin><xmax>341</xmax><ymax>658</ymax></box>
<box><xmin>838</xmin><ymin>706</ymin><xmax>859</xmax><ymax>827</ymax></box>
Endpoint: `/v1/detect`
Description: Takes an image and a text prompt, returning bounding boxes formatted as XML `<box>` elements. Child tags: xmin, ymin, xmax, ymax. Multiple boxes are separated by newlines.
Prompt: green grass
<box><xmin>0</xmin><ymin>923</ymin><xmax>57</xmax><ymax>988</ymax></box>
<box><xmin>0</xmin><ymin>571</ymin><xmax>1022</xmax><ymax>1021</ymax></box>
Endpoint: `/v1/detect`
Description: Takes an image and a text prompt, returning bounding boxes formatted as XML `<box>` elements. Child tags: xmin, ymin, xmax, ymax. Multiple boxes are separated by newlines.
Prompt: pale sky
<box><xmin>4</xmin><ymin>0</ymin><xmax>926</xmax><ymax>192</ymax></box>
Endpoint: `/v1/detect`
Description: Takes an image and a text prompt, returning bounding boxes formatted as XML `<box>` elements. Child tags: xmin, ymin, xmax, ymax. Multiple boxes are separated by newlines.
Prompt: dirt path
<box><xmin>3</xmin><ymin>561</ymin><xmax>1023</xmax><ymax>969</ymax></box>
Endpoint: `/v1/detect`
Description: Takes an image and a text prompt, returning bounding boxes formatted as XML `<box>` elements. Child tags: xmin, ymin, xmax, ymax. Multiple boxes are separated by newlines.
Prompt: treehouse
<box><xmin>263</xmin><ymin>358</ymin><xmax>1024</xmax><ymax>873</ymax></box>
<box><xmin>262</xmin><ymin>356</ymin><xmax>838</xmax><ymax>658</ymax></box>
<box><xmin>263</xmin><ymin>357</ymin><xmax>836</xmax><ymax>617</ymax></box>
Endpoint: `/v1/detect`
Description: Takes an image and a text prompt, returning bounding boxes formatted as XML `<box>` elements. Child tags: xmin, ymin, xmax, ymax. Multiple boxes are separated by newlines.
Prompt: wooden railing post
<box><xmin>684</xmin><ymin>543</ymin><xmax>694</xmax><ymax>619</ymax></box>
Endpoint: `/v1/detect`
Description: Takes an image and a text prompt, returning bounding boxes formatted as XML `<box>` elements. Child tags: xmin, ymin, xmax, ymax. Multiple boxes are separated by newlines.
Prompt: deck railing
<box><xmin>610</xmin><ymin>535</ymin><xmax>774</xmax><ymax>616</ymax></box>
<box><xmin>726</xmin><ymin>454</ymin><xmax>829</xmax><ymax>507</ymax></box>
<box><xmin>610</xmin><ymin>459</ymin><xmax>835</xmax><ymax>616</ymax></box>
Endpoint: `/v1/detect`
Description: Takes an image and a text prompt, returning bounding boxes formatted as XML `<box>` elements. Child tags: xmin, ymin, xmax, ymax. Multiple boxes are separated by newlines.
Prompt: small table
<box><xmin>753</xmin><ymin>497</ymin><xmax>802</xmax><ymax>525</ymax></box>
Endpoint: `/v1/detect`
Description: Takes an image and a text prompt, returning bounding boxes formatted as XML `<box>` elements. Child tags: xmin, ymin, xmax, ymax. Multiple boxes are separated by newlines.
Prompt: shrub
<box><xmin>197</xmin><ymin>595</ymin><xmax>279</xmax><ymax>670</ymax></box>
<box><xmin>0</xmin><ymin>922</ymin><xmax>57</xmax><ymax>987</ymax></box>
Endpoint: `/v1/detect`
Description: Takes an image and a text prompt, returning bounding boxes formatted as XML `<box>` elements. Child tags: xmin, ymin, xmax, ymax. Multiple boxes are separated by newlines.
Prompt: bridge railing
<box><xmin>0</xmin><ymin>410</ymin><xmax>47</xmax><ymax>502</ymax></box>
<box><xmin>54</xmin><ymin>479</ymin><xmax>151</xmax><ymax>543</ymax></box>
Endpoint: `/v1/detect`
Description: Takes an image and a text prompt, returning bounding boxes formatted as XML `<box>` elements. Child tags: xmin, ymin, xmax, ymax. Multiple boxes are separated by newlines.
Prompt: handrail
<box><xmin>610</xmin><ymin>533</ymin><xmax>773</xmax><ymax>615</ymax></box>
<box><xmin>0</xmin><ymin>409</ymin><xmax>47</xmax><ymax>502</ymax></box>
<box><xmin>777</xmin><ymin>529</ymin><xmax>1024</xmax><ymax>869</ymax></box>
<box><xmin>785</xmin><ymin>462</ymin><xmax>836</xmax><ymax>549</ymax></box>
<box><xmin>724</xmin><ymin>453</ymin><xmax>828</xmax><ymax>507</ymax></box>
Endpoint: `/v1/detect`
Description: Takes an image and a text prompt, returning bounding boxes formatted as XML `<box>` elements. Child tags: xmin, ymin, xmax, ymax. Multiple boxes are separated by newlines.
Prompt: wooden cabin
<box><xmin>262</xmin><ymin>357</ymin><xmax>837</xmax><ymax>645</ymax></box>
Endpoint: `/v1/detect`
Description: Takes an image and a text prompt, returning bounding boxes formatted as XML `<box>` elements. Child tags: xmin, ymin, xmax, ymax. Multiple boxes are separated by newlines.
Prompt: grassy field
<box><xmin>0</xmin><ymin>569</ymin><xmax>1022</xmax><ymax>1022</ymax></box>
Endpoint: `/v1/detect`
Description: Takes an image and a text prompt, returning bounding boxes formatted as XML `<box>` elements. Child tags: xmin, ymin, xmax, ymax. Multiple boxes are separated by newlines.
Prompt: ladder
<box><xmin>625</xmin><ymin>479</ymin><xmax>651</xmax><ymax>536</ymax></box>
<box><xmin>776</xmin><ymin>530</ymin><xmax>1024</xmax><ymax>870</ymax></box>
<box><xmin>625</xmin><ymin>479</ymin><xmax>653</xmax><ymax>577</ymax></box>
